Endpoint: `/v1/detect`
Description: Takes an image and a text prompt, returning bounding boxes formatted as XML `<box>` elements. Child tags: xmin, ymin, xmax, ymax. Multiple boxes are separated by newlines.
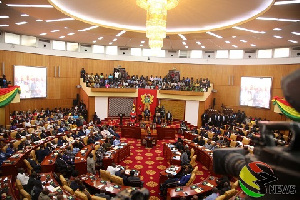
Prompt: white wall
<box><xmin>95</xmin><ymin>97</ymin><xmax>108</xmax><ymax>121</ymax></box>
<box><xmin>185</xmin><ymin>101</ymin><xmax>199</xmax><ymax>126</ymax></box>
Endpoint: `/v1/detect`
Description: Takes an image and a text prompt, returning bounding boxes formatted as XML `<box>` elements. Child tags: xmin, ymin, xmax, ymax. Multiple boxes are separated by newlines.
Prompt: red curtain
<box><xmin>137</xmin><ymin>89</ymin><xmax>158</xmax><ymax>119</ymax></box>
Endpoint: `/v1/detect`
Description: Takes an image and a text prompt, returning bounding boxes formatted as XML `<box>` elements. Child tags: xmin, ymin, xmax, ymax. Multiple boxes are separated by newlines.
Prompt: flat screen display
<box><xmin>240</xmin><ymin>77</ymin><xmax>272</xmax><ymax>109</ymax></box>
<box><xmin>14</xmin><ymin>65</ymin><xmax>47</xmax><ymax>99</ymax></box>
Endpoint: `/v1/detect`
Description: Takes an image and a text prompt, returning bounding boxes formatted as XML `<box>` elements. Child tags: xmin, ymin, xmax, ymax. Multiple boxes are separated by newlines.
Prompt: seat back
<box><xmin>190</xmin><ymin>148</ymin><xmax>194</xmax><ymax>159</ymax></box>
<box><xmin>91</xmin><ymin>196</ymin><xmax>106</xmax><ymax>200</ymax></box>
<box><xmin>230</xmin><ymin>141</ymin><xmax>237</xmax><ymax>148</ymax></box>
<box><xmin>208</xmin><ymin>132</ymin><xmax>214</xmax><ymax>139</ymax></box>
<box><xmin>10</xmin><ymin>131</ymin><xmax>17</xmax><ymax>138</ymax></box>
<box><xmin>190</xmin><ymin>155</ymin><xmax>197</xmax><ymax>167</ymax></box>
<box><xmin>191</xmin><ymin>166</ymin><xmax>198</xmax><ymax>176</ymax></box>
<box><xmin>20</xmin><ymin>189</ymin><xmax>31</xmax><ymax>199</ymax></box>
<box><xmin>242</xmin><ymin>137</ymin><xmax>250</xmax><ymax>145</ymax></box>
<box><xmin>110</xmin><ymin>175</ymin><xmax>124</xmax><ymax>185</ymax></box>
<box><xmin>100</xmin><ymin>169</ymin><xmax>111</xmax><ymax>181</ymax></box>
<box><xmin>23</xmin><ymin>159</ymin><xmax>33</xmax><ymax>174</ymax></box>
<box><xmin>30</xmin><ymin>150</ymin><xmax>36</xmax><ymax>161</ymax></box>
<box><xmin>60</xmin><ymin>174</ymin><xmax>68</xmax><ymax>186</ymax></box>
<box><xmin>225</xmin><ymin>189</ymin><xmax>237</xmax><ymax>198</ymax></box>
<box><xmin>230</xmin><ymin>134</ymin><xmax>237</xmax><ymax>141</ymax></box>
<box><xmin>16</xmin><ymin>179</ymin><xmax>24</xmax><ymax>190</ymax></box>
<box><xmin>13</xmin><ymin>140</ymin><xmax>21</xmax><ymax>149</ymax></box>
<box><xmin>63</xmin><ymin>185</ymin><xmax>74</xmax><ymax>195</ymax></box>
<box><xmin>186</xmin><ymin>173</ymin><xmax>196</xmax><ymax>186</ymax></box>
<box><xmin>74</xmin><ymin>191</ymin><xmax>88</xmax><ymax>200</ymax></box>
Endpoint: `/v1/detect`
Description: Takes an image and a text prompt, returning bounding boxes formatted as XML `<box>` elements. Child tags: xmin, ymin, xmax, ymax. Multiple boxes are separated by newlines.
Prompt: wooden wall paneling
<box><xmin>198</xmin><ymin>101</ymin><xmax>205</xmax><ymax>127</ymax></box>
<box><xmin>160</xmin><ymin>99</ymin><xmax>186</xmax><ymax>120</ymax></box>
<box><xmin>88</xmin><ymin>96</ymin><xmax>95</xmax><ymax>122</ymax></box>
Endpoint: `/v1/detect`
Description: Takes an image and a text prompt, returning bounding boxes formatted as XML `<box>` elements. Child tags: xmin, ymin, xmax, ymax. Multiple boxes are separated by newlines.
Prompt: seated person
<box><xmin>127</xmin><ymin>170</ymin><xmax>143</xmax><ymax>187</ymax></box>
<box><xmin>106</xmin><ymin>163</ymin><xmax>118</xmax><ymax>176</ymax></box>
<box><xmin>16</xmin><ymin>168</ymin><xmax>29</xmax><ymax>191</ymax></box>
<box><xmin>203</xmin><ymin>187</ymin><xmax>220</xmax><ymax>200</ymax></box>
<box><xmin>57</xmin><ymin>136</ymin><xmax>66</xmax><ymax>146</ymax></box>
<box><xmin>160</xmin><ymin>174</ymin><xmax>178</xmax><ymax>196</ymax></box>
<box><xmin>180</xmin><ymin>149</ymin><xmax>190</xmax><ymax>166</ymax></box>
<box><xmin>40</xmin><ymin>130</ymin><xmax>48</xmax><ymax>139</ymax></box>
<box><xmin>95</xmin><ymin>187</ymin><xmax>111</xmax><ymax>200</ymax></box>
<box><xmin>0</xmin><ymin>149</ymin><xmax>7</xmax><ymax>166</ymax></box>
<box><xmin>36</xmin><ymin>146</ymin><xmax>49</xmax><ymax>163</ymax></box>
<box><xmin>113</xmin><ymin>137</ymin><xmax>121</xmax><ymax>146</ymax></box>
<box><xmin>177</xmin><ymin>168</ymin><xmax>192</xmax><ymax>186</ymax></box>
<box><xmin>28</xmin><ymin>155</ymin><xmax>41</xmax><ymax>173</ymax></box>
<box><xmin>6</xmin><ymin>144</ymin><xmax>15</xmax><ymax>156</ymax></box>
<box><xmin>70</xmin><ymin>178</ymin><xmax>81</xmax><ymax>192</ymax></box>
<box><xmin>103</xmin><ymin>138</ymin><xmax>111</xmax><ymax>151</ymax></box>
<box><xmin>77</xmin><ymin>184</ymin><xmax>92</xmax><ymax>200</ymax></box>
<box><xmin>87</xmin><ymin>153</ymin><xmax>96</xmax><ymax>174</ymax></box>
<box><xmin>204</xmin><ymin>140</ymin><xmax>212</xmax><ymax>149</ymax></box>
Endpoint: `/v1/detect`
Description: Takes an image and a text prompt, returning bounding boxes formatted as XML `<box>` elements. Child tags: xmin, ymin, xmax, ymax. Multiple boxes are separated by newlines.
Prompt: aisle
<box><xmin>119</xmin><ymin>137</ymin><xmax>210</xmax><ymax>200</ymax></box>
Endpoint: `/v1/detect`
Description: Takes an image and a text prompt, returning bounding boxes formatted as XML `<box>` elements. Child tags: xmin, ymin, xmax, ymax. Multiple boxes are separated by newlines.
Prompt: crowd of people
<box><xmin>81</xmin><ymin>68</ymin><xmax>211</xmax><ymax>92</ymax></box>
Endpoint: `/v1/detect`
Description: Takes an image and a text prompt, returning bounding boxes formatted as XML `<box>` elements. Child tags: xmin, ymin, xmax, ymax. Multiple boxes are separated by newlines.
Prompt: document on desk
<box><xmin>194</xmin><ymin>188</ymin><xmax>203</xmax><ymax>193</ymax></box>
<box><xmin>173</xmin><ymin>156</ymin><xmax>180</xmax><ymax>160</ymax></box>
<box><xmin>105</xmin><ymin>186</ymin><xmax>114</xmax><ymax>192</ymax></box>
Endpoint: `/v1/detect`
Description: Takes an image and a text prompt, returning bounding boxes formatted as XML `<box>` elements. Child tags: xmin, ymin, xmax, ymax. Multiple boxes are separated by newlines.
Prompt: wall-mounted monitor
<box><xmin>240</xmin><ymin>77</ymin><xmax>272</xmax><ymax>109</ymax></box>
<box><xmin>14</xmin><ymin>65</ymin><xmax>47</xmax><ymax>99</ymax></box>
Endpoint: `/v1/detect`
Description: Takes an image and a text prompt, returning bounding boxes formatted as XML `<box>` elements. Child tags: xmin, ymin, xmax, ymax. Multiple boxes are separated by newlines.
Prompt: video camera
<box><xmin>213</xmin><ymin>69</ymin><xmax>300</xmax><ymax>200</ymax></box>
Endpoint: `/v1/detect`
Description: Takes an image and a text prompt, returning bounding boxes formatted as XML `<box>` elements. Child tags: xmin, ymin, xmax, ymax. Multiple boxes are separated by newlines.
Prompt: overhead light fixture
<box><xmin>98</xmin><ymin>37</ymin><xmax>103</xmax><ymax>40</ymax></box>
<box><xmin>68</xmin><ymin>33</ymin><xmax>75</xmax><ymax>35</ymax></box>
<box><xmin>288</xmin><ymin>40</ymin><xmax>298</xmax><ymax>43</ymax></box>
<box><xmin>256</xmin><ymin>17</ymin><xmax>300</xmax><ymax>22</ymax></box>
<box><xmin>113</xmin><ymin>38</ymin><xmax>117</xmax><ymax>42</ymax></box>
<box><xmin>15</xmin><ymin>21</ymin><xmax>27</xmax><ymax>25</ymax></box>
<box><xmin>141</xmin><ymin>41</ymin><xmax>145</xmax><ymax>43</ymax></box>
<box><xmin>51</xmin><ymin>30</ymin><xmax>60</xmax><ymax>32</ymax></box>
<box><xmin>40</xmin><ymin>33</ymin><xmax>47</xmax><ymax>35</ymax></box>
<box><xmin>36</xmin><ymin>19</ymin><xmax>43</xmax><ymax>22</ymax></box>
<box><xmin>251</xmin><ymin>44</ymin><xmax>256</xmax><ymax>47</ymax></box>
<box><xmin>201</xmin><ymin>46</ymin><xmax>205</xmax><ymax>48</ymax></box>
<box><xmin>178</xmin><ymin>34</ymin><xmax>187</xmax><ymax>40</ymax></box>
<box><xmin>273</xmin><ymin>28</ymin><xmax>281</xmax><ymax>31</ymax></box>
<box><xmin>6</xmin><ymin>4</ymin><xmax>53</xmax><ymax>8</ymax></box>
<box><xmin>274</xmin><ymin>35</ymin><xmax>282</xmax><ymax>38</ymax></box>
<box><xmin>233</xmin><ymin>26</ymin><xmax>265</xmax><ymax>34</ymax></box>
<box><xmin>140</xmin><ymin>45</ymin><xmax>143</xmax><ymax>46</ymax></box>
<box><xmin>0</xmin><ymin>25</ymin><xmax>9</xmax><ymax>27</ymax></box>
<box><xmin>0</xmin><ymin>16</ymin><xmax>9</xmax><ymax>18</ymax></box>
<box><xmin>21</xmin><ymin>14</ymin><xmax>29</xmax><ymax>17</ymax></box>
<box><xmin>206</xmin><ymin>31</ymin><xmax>223</xmax><ymax>38</ymax></box>
<box><xmin>232</xmin><ymin>36</ymin><xmax>236</xmax><ymax>38</ymax></box>
<box><xmin>78</xmin><ymin>25</ymin><xmax>98</xmax><ymax>32</ymax></box>
<box><xmin>291</xmin><ymin>31</ymin><xmax>300</xmax><ymax>35</ymax></box>
<box><xmin>137</xmin><ymin>0</ymin><xmax>180</xmax><ymax>51</ymax></box>
<box><xmin>116</xmin><ymin>30</ymin><xmax>126</xmax><ymax>37</ymax></box>
<box><xmin>275</xmin><ymin>0</ymin><xmax>300</xmax><ymax>5</ymax></box>
<box><xmin>185</xmin><ymin>46</ymin><xmax>188</xmax><ymax>48</ymax></box>
<box><xmin>196</xmin><ymin>41</ymin><xmax>201</xmax><ymax>45</ymax></box>
<box><xmin>182</xmin><ymin>42</ymin><xmax>186</xmax><ymax>45</ymax></box>
<box><xmin>59</xmin><ymin>36</ymin><xmax>65</xmax><ymax>38</ymax></box>
<box><xmin>240</xmin><ymin>40</ymin><xmax>247</xmax><ymax>43</ymax></box>
<box><xmin>46</xmin><ymin>18</ymin><xmax>74</xmax><ymax>22</ymax></box>
<box><xmin>232</xmin><ymin>45</ymin><xmax>238</xmax><ymax>48</ymax></box>
<box><xmin>225</xmin><ymin>41</ymin><xmax>230</xmax><ymax>43</ymax></box>
<box><xmin>93</xmin><ymin>41</ymin><xmax>96</xmax><ymax>43</ymax></box>
<box><xmin>109</xmin><ymin>42</ymin><xmax>113</xmax><ymax>45</ymax></box>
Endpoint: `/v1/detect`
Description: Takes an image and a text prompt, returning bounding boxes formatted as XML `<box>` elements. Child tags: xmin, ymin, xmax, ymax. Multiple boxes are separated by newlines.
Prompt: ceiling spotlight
<box><xmin>288</xmin><ymin>40</ymin><xmax>298</xmax><ymax>44</ymax></box>
<box><xmin>182</xmin><ymin>42</ymin><xmax>186</xmax><ymax>45</ymax></box>
<box><xmin>0</xmin><ymin>25</ymin><xmax>9</xmax><ymax>27</ymax></box>
<box><xmin>51</xmin><ymin>30</ymin><xmax>60</xmax><ymax>33</ymax></box>
<box><xmin>273</xmin><ymin>28</ymin><xmax>281</xmax><ymax>31</ymax></box>
<box><xmin>36</xmin><ymin>19</ymin><xmax>43</xmax><ymax>22</ymax></box>
<box><xmin>141</xmin><ymin>41</ymin><xmax>145</xmax><ymax>43</ymax></box>
<box><xmin>40</xmin><ymin>33</ymin><xmax>47</xmax><ymax>36</ymax></box>
<box><xmin>201</xmin><ymin>46</ymin><xmax>205</xmax><ymax>48</ymax></box>
<box><xmin>232</xmin><ymin>36</ymin><xmax>236</xmax><ymax>38</ymax></box>
<box><xmin>232</xmin><ymin>45</ymin><xmax>238</xmax><ymax>48</ymax></box>
<box><xmin>98</xmin><ymin>37</ymin><xmax>103</xmax><ymax>40</ymax></box>
<box><xmin>274</xmin><ymin>35</ymin><xmax>282</xmax><ymax>38</ymax></box>
<box><xmin>291</xmin><ymin>32</ymin><xmax>300</xmax><ymax>36</ymax></box>
<box><xmin>113</xmin><ymin>38</ymin><xmax>117</xmax><ymax>42</ymax></box>
<box><xmin>251</xmin><ymin>44</ymin><xmax>256</xmax><ymax>47</ymax></box>
<box><xmin>93</xmin><ymin>41</ymin><xmax>96</xmax><ymax>43</ymax></box>
<box><xmin>68</xmin><ymin>33</ymin><xmax>75</xmax><ymax>35</ymax></box>
<box><xmin>59</xmin><ymin>36</ymin><xmax>65</xmax><ymax>39</ymax></box>
<box><xmin>15</xmin><ymin>21</ymin><xmax>27</xmax><ymax>25</ymax></box>
<box><xmin>0</xmin><ymin>16</ymin><xmax>9</xmax><ymax>18</ymax></box>
<box><xmin>185</xmin><ymin>46</ymin><xmax>188</xmax><ymax>48</ymax></box>
<box><xmin>225</xmin><ymin>41</ymin><xmax>230</xmax><ymax>43</ymax></box>
<box><xmin>21</xmin><ymin>14</ymin><xmax>29</xmax><ymax>17</ymax></box>
<box><xmin>109</xmin><ymin>42</ymin><xmax>113</xmax><ymax>45</ymax></box>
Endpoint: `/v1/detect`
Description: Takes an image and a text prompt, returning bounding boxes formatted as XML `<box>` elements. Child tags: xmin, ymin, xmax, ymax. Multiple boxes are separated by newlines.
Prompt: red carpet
<box><xmin>119</xmin><ymin>135</ymin><xmax>210</xmax><ymax>200</ymax></box>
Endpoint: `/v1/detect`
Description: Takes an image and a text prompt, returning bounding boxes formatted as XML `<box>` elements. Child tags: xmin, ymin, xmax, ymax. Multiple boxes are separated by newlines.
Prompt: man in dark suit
<box><xmin>166</xmin><ymin>111</ymin><xmax>172</xmax><ymax>124</ymax></box>
<box><xmin>160</xmin><ymin>174</ymin><xmax>178</xmax><ymax>196</ymax></box>
<box><xmin>95</xmin><ymin>188</ymin><xmax>111</xmax><ymax>200</ymax></box>
<box><xmin>28</xmin><ymin>155</ymin><xmax>41</xmax><ymax>172</ymax></box>
<box><xmin>144</xmin><ymin>108</ymin><xmax>150</xmax><ymax>121</ymax></box>
<box><xmin>127</xmin><ymin>170</ymin><xmax>143</xmax><ymax>187</ymax></box>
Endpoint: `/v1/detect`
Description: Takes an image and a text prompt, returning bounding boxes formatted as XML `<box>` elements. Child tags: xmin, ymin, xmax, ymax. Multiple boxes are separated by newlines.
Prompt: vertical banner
<box><xmin>137</xmin><ymin>89</ymin><xmax>158</xmax><ymax>120</ymax></box>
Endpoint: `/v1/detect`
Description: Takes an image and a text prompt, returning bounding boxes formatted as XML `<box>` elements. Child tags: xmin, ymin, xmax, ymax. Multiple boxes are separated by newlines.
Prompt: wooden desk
<box><xmin>167</xmin><ymin>176</ymin><xmax>217</xmax><ymax>199</ymax></box>
<box><xmin>0</xmin><ymin>176</ymin><xmax>18</xmax><ymax>200</ymax></box>
<box><xmin>184</xmin><ymin>131</ymin><xmax>198</xmax><ymax>141</ymax></box>
<box><xmin>75</xmin><ymin>144</ymin><xmax>94</xmax><ymax>175</ymax></box>
<box><xmin>102</xmin><ymin>144</ymin><xmax>130</xmax><ymax>170</ymax></box>
<box><xmin>159</xmin><ymin>165</ymin><xmax>181</xmax><ymax>185</ymax></box>
<box><xmin>157</xmin><ymin>127</ymin><xmax>176</xmax><ymax>140</ymax></box>
<box><xmin>163</xmin><ymin>143</ymin><xmax>181</xmax><ymax>166</ymax></box>
<box><xmin>81</xmin><ymin>173</ymin><xmax>129</xmax><ymax>195</ymax></box>
<box><xmin>41</xmin><ymin>146</ymin><xmax>69</xmax><ymax>173</ymax></box>
<box><xmin>1</xmin><ymin>136</ymin><xmax>54</xmax><ymax>177</ymax></box>
<box><xmin>40</xmin><ymin>173</ymin><xmax>77</xmax><ymax>199</ymax></box>
<box><xmin>121</xmin><ymin>127</ymin><xmax>141</xmax><ymax>139</ymax></box>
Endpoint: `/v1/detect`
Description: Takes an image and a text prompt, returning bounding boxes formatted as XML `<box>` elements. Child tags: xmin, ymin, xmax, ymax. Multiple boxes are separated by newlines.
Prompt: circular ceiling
<box><xmin>49</xmin><ymin>0</ymin><xmax>274</xmax><ymax>33</ymax></box>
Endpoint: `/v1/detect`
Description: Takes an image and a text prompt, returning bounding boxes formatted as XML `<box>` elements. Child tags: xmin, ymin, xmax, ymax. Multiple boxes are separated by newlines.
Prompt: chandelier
<box><xmin>137</xmin><ymin>0</ymin><xmax>179</xmax><ymax>52</ymax></box>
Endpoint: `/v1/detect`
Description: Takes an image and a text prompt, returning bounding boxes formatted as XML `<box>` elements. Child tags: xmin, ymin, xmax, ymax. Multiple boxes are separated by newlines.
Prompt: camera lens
<box><xmin>224</xmin><ymin>152</ymin><xmax>246</xmax><ymax>177</ymax></box>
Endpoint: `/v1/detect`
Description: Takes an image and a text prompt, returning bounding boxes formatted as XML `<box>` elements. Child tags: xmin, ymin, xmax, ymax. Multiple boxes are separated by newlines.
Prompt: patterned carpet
<box><xmin>119</xmin><ymin>136</ymin><xmax>210</xmax><ymax>200</ymax></box>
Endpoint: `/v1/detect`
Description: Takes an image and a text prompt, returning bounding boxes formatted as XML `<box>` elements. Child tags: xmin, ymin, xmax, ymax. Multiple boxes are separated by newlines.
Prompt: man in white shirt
<box><xmin>16</xmin><ymin>168</ymin><xmax>29</xmax><ymax>188</ymax></box>
<box><xmin>106</xmin><ymin>163</ymin><xmax>119</xmax><ymax>175</ymax></box>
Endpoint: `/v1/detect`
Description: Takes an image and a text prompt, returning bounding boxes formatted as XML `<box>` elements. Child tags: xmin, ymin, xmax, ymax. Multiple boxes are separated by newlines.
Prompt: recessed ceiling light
<box><xmin>233</xmin><ymin>26</ymin><xmax>265</xmax><ymax>34</ymax></box>
<box><xmin>206</xmin><ymin>31</ymin><xmax>223</xmax><ymax>38</ymax></box>
<box><xmin>232</xmin><ymin>36</ymin><xmax>236</xmax><ymax>38</ymax></box>
<box><xmin>240</xmin><ymin>40</ymin><xmax>247</xmax><ymax>43</ymax></box>
<box><xmin>68</xmin><ymin>33</ymin><xmax>75</xmax><ymax>35</ymax></box>
<box><xmin>140</xmin><ymin>45</ymin><xmax>143</xmax><ymax>47</ymax></box>
<box><xmin>274</xmin><ymin>35</ymin><xmax>282</xmax><ymax>38</ymax></box>
<box><xmin>196</xmin><ymin>41</ymin><xmax>201</xmax><ymax>45</ymax></box>
<box><xmin>116</xmin><ymin>30</ymin><xmax>126</xmax><ymax>37</ymax></box>
<box><xmin>15</xmin><ymin>21</ymin><xmax>27</xmax><ymax>25</ymax></box>
<box><xmin>46</xmin><ymin>18</ymin><xmax>74</xmax><ymax>22</ymax></box>
<box><xmin>113</xmin><ymin>38</ymin><xmax>117</xmax><ymax>42</ymax></box>
<box><xmin>93</xmin><ymin>41</ymin><xmax>96</xmax><ymax>43</ymax></box>
<box><xmin>182</xmin><ymin>42</ymin><xmax>186</xmax><ymax>45</ymax></box>
<box><xmin>225</xmin><ymin>41</ymin><xmax>230</xmax><ymax>43</ymax></box>
<box><xmin>185</xmin><ymin>46</ymin><xmax>188</xmax><ymax>48</ymax></box>
<box><xmin>0</xmin><ymin>25</ymin><xmax>9</xmax><ymax>27</ymax></box>
<box><xmin>6</xmin><ymin>4</ymin><xmax>53</xmax><ymax>8</ymax></box>
<box><xmin>36</xmin><ymin>19</ymin><xmax>43</xmax><ymax>22</ymax></box>
<box><xmin>256</xmin><ymin>17</ymin><xmax>300</xmax><ymax>22</ymax></box>
<box><xmin>21</xmin><ymin>14</ymin><xmax>29</xmax><ymax>17</ymax></box>
<box><xmin>40</xmin><ymin>33</ymin><xmax>47</xmax><ymax>36</ymax></box>
<box><xmin>251</xmin><ymin>44</ymin><xmax>256</xmax><ymax>47</ymax></box>
<box><xmin>201</xmin><ymin>46</ymin><xmax>205</xmax><ymax>48</ymax></box>
<box><xmin>78</xmin><ymin>25</ymin><xmax>98</xmax><ymax>32</ymax></box>
<box><xmin>288</xmin><ymin>40</ymin><xmax>298</xmax><ymax>43</ymax></box>
<box><xmin>275</xmin><ymin>0</ymin><xmax>300</xmax><ymax>5</ymax></box>
<box><xmin>178</xmin><ymin>34</ymin><xmax>187</xmax><ymax>40</ymax></box>
<box><xmin>59</xmin><ymin>36</ymin><xmax>65</xmax><ymax>39</ymax></box>
<box><xmin>273</xmin><ymin>28</ymin><xmax>281</xmax><ymax>31</ymax></box>
<box><xmin>141</xmin><ymin>41</ymin><xmax>145</xmax><ymax>43</ymax></box>
<box><xmin>291</xmin><ymin>32</ymin><xmax>300</xmax><ymax>36</ymax></box>
<box><xmin>51</xmin><ymin>30</ymin><xmax>60</xmax><ymax>33</ymax></box>
<box><xmin>0</xmin><ymin>16</ymin><xmax>9</xmax><ymax>18</ymax></box>
<box><xmin>98</xmin><ymin>37</ymin><xmax>103</xmax><ymax>40</ymax></box>
<box><xmin>109</xmin><ymin>42</ymin><xmax>113</xmax><ymax>45</ymax></box>
<box><xmin>232</xmin><ymin>45</ymin><xmax>238</xmax><ymax>48</ymax></box>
